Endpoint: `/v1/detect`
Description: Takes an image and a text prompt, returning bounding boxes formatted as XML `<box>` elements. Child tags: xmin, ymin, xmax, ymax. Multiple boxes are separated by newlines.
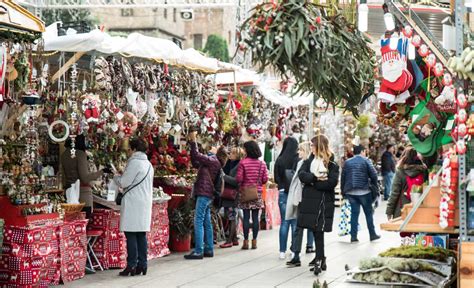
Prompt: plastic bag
<box><xmin>65</xmin><ymin>180</ymin><xmax>80</xmax><ymax>204</ymax></box>
<box><xmin>338</xmin><ymin>199</ymin><xmax>351</xmax><ymax>236</ymax></box>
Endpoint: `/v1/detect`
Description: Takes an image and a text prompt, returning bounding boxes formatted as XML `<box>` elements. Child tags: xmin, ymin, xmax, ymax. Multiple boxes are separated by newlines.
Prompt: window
<box><xmin>172</xmin><ymin>38</ymin><xmax>183</xmax><ymax>49</ymax></box>
<box><xmin>164</xmin><ymin>9</ymin><xmax>167</xmax><ymax>19</ymax></box>
<box><xmin>173</xmin><ymin>8</ymin><xmax>177</xmax><ymax>22</ymax></box>
<box><xmin>121</xmin><ymin>8</ymin><xmax>134</xmax><ymax>17</ymax></box>
<box><xmin>193</xmin><ymin>34</ymin><xmax>203</xmax><ymax>50</ymax></box>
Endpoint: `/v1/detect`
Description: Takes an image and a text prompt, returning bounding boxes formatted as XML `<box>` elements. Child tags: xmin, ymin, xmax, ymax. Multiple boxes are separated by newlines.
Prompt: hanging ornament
<box><xmin>457</xmin><ymin>109</ymin><xmax>468</xmax><ymax>124</ymax></box>
<box><xmin>412</xmin><ymin>35</ymin><xmax>422</xmax><ymax>47</ymax></box>
<box><xmin>442</xmin><ymin>73</ymin><xmax>453</xmax><ymax>86</ymax></box>
<box><xmin>433</xmin><ymin>63</ymin><xmax>444</xmax><ymax>77</ymax></box>
<box><xmin>402</xmin><ymin>25</ymin><xmax>413</xmax><ymax>38</ymax></box>
<box><xmin>458</xmin><ymin>93</ymin><xmax>468</xmax><ymax>108</ymax></box>
<box><xmin>425</xmin><ymin>53</ymin><xmax>437</xmax><ymax>68</ymax></box>
<box><xmin>418</xmin><ymin>44</ymin><xmax>429</xmax><ymax>57</ymax></box>
<box><xmin>458</xmin><ymin>123</ymin><xmax>468</xmax><ymax>138</ymax></box>
<box><xmin>451</xmin><ymin>127</ymin><xmax>458</xmax><ymax>139</ymax></box>
<box><xmin>457</xmin><ymin>139</ymin><xmax>467</xmax><ymax>154</ymax></box>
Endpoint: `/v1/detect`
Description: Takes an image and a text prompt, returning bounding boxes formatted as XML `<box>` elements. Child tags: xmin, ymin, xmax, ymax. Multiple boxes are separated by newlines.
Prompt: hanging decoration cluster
<box><xmin>238</xmin><ymin>0</ymin><xmax>376</xmax><ymax>116</ymax></box>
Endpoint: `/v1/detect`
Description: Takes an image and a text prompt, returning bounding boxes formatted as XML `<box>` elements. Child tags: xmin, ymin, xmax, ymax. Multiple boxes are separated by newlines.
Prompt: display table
<box><xmin>90</xmin><ymin>200</ymin><xmax>170</xmax><ymax>269</ymax></box>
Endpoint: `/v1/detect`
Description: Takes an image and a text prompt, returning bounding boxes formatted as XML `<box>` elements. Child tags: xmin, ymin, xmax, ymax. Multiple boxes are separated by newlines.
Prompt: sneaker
<box><xmin>286</xmin><ymin>258</ymin><xmax>301</xmax><ymax>267</ymax></box>
<box><xmin>306</xmin><ymin>247</ymin><xmax>315</xmax><ymax>253</ymax></box>
<box><xmin>184</xmin><ymin>252</ymin><xmax>204</xmax><ymax>260</ymax></box>
<box><xmin>370</xmin><ymin>235</ymin><xmax>381</xmax><ymax>241</ymax></box>
<box><xmin>279</xmin><ymin>252</ymin><xmax>286</xmax><ymax>260</ymax></box>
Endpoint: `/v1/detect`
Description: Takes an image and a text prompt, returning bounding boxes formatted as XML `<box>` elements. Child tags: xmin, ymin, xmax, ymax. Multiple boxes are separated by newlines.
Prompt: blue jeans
<box><xmin>194</xmin><ymin>196</ymin><xmax>213</xmax><ymax>255</ymax></box>
<box><xmin>383</xmin><ymin>172</ymin><xmax>394</xmax><ymax>200</ymax></box>
<box><xmin>346</xmin><ymin>193</ymin><xmax>377</xmax><ymax>240</ymax></box>
<box><xmin>124</xmin><ymin>232</ymin><xmax>147</xmax><ymax>268</ymax></box>
<box><xmin>279</xmin><ymin>191</ymin><xmax>297</xmax><ymax>253</ymax></box>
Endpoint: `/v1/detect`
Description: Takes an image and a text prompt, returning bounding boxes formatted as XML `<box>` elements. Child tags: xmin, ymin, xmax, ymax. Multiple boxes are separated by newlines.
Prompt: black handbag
<box><xmin>115</xmin><ymin>165</ymin><xmax>151</xmax><ymax>205</ymax></box>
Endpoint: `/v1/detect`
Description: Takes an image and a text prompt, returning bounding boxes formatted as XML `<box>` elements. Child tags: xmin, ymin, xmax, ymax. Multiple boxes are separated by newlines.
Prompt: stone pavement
<box><xmin>63</xmin><ymin>201</ymin><xmax>400</xmax><ymax>288</ymax></box>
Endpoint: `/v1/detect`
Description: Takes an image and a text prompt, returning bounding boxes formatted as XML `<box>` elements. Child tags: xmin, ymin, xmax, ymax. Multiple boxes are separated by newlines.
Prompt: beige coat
<box><xmin>61</xmin><ymin>149</ymin><xmax>103</xmax><ymax>207</ymax></box>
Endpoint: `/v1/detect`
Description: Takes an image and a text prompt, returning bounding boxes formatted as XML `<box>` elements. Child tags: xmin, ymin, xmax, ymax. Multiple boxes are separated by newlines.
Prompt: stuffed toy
<box><xmin>82</xmin><ymin>94</ymin><xmax>101</xmax><ymax>123</ymax></box>
<box><xmin>378</xmin><ymin>36</ymin><xmax>413</xmax><ymax>105</ymax></box>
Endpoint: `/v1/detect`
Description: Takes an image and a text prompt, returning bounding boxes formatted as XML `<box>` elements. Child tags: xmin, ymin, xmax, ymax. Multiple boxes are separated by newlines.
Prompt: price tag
<box><xmin>116</xmin><ymin>111</ymin><xmax>124</xmax><ymax>120</ymax></box>
<box><xmin>107</xmin><ymin>190</ymin><xmax>116</xmax><ymax>202</ymax></box>
<box><xmin>162</xmin><ymin>122</ymin><xmax>172</xmax><ymax>133</ymax></box>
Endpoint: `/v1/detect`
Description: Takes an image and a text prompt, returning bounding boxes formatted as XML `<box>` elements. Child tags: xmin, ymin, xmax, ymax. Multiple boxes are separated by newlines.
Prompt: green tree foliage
<box><xmin>42</xmin><ymin>9</ymin><xmax>96</xmax><ymax>27</ymax></box>
<box><xmin>203</xmin><ymin>34</ymin><xmax>230</xmax><ymax>62</ymax></box>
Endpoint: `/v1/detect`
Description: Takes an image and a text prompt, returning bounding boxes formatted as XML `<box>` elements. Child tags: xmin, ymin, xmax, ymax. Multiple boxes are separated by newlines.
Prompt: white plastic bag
<box><xmin>65</xmin><ymin>180</ymin><xmax>80</xmax><ymax>204</ymax></box>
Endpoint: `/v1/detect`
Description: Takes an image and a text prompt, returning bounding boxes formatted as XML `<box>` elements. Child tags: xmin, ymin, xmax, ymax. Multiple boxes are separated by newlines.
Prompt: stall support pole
<box><xmin>309</xmin><ymin>94</ymin><xmax>314</xmax><ymax>139</ymax></box>
<box><xmin>51</xmin><ymin>52</ymin><xmax>86</xmax><ymax>84</ymax></box>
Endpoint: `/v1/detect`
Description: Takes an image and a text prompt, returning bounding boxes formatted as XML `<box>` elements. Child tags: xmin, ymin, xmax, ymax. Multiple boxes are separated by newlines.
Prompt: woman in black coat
<box><xmin>297</xmin><ymin>135</ymin><xmax>339</xmax><ymax>276</ymax></box>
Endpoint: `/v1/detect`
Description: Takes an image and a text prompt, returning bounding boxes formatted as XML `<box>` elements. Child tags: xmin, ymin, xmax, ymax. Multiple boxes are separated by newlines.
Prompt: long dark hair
<box><xmin>65</xmin><ymin>135</ymin><xmax>87</xmax><ymax>151</ymax></box>
<box><xmin>243</xmin><ymin>141</ymin><xmax>262</xmax><ymax>159</ymax></box>
<box><xmin>276</xmin><ymin>137</ymin><xmax>299</xmax><ymax>165</ymax></box>
<box><xmin>398</xmin><ymin>148</ymin><xmax>420</xmax><ymax>167</ymax></box>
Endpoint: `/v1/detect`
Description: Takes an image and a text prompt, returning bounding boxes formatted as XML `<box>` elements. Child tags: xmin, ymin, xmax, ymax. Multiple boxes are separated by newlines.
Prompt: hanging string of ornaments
<box><xmin>237</xmin><ymin>0</ymin><xmax>376</xmax><ymax>116</ymax></box>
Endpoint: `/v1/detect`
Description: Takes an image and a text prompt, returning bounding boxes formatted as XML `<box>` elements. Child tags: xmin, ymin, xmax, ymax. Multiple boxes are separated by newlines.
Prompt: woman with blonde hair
<box><xmin>297</xmin><ymin>135</ymin><xmax>339</xmax><ymax>275</ymax></box>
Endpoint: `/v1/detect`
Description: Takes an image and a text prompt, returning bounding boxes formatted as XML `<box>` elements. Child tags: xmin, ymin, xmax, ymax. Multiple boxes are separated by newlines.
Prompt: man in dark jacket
<box><xmin>381</xmin><ymin>144</ymin><xmax>396</xmax><ymax>201</ymax></box>
<box><xmin>185</xmin><ymin>132</ymin><xmax>228</xmax><ymax>260</ymax></box>
<box><xmin>341</xmin><ymin>145</ymin><xmax>381</xmax><ymax>243</ymax></box>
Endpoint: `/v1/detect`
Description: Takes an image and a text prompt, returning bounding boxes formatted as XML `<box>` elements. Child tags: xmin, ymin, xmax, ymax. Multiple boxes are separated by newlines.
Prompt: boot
<box><xmin>252</xmin><ymin>239</ymin><xmax>257</xmax><ymax>249</ymax></box>
<box><xmin>135</xmin><ymin>266</ymin><xmax>147</xmax><ymax>276</ymax></box>
<box><xmin>119</xmin><ymin>266</ymin><xmax>136</xmax><ymax>276</ymax></box>
<box><xmin>313</xmin><ymin>259</ymin><xmax>322</xmax><ymax>276</ymax></box>
<box><xmin>320</xmin><ymin>257</ymin><xmax>327</xmax><ymax>271</ymax></box>
<box><xmin>242</xmin><ymin>240</ymin><xmax>249</xmax><ymax>250</ymax></box>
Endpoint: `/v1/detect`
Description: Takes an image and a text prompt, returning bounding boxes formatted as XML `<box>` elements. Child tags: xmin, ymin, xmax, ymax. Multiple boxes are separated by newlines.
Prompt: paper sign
<box><xmin>412</xmin><ymin>114</ymin><xmax>419</xmax><ymax>122</ymax></box>
<box><xmin>445</xmin><ymin>119</ymin><xmax>454</xmax><ymax>130</ymax></box>
<box><xmin>173</xmin><ymin>124</ymin><xmax>182</xmax><ymax>133</ymax></box>
<box><xmin>162</xmin><ymin>122</ymin><xmax>172</xmax><ymax>133</ymax></box>
<box><xmin>116</xmin><ymin>111</ymin><xmax>124</xmax><ymax>120</ymax></box>
<box><xmin>107</xmin><ymin>190</ymin><xmax>116</xmax><ymax>202</ymax></box>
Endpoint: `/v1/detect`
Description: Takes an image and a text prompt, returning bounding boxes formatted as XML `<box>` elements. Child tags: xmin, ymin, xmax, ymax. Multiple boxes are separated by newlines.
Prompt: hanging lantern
<box><xmin>425</xmin><ymin>53</ymin><xmax>437</xmax><ymax>68</ymax></box>
<box><xmin>418</xmin><ymin>44</ymin><xmax>429</xmax><ymax>57</ymax></box>
<box><xmin>458</xmin><ymin>93</ymin><xmax>468</xmax><ymax>108</ymax></box>
<box><xmin>412</xmin><ymin>35</ymin><xmax>422</xmax><ymax>47</ymax></box>
<box><xmin>442</xmin><ymin>73</ymin><xmax>453</xmax><ymax>86</ymax></box>
<box><xmin>403</xmin><ymin>25</ymin><xmax>413</xmax><ymax>38</ymax></box>
<box><xmin>433</xmin><ymin>63</ymin><xmax>444</xmax><ymax>77</ymax></box>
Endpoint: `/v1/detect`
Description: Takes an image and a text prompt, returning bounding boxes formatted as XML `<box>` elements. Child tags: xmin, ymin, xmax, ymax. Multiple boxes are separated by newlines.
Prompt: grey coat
<box><xmin>115</xmin><ymin>152</ymin><xmax>154</xmax><ymax>232</ymax></box>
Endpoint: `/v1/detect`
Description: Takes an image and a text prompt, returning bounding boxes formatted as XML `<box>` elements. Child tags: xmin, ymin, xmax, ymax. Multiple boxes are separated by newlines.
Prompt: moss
<box><xmin>379</xmin><ymin>246</ymin><xmax>455</xmax><ymax>262</ymax></box>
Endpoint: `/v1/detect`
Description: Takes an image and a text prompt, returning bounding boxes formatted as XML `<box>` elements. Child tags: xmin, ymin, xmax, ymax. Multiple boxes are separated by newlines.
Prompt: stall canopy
<box><xmin>42</xmin><ymin>28</ymin><xmax>228</xmax><ymax>73</ymax></box>
<box><xmin>0</xmin><ymin>0</ymin><xmax>45</xmax><ymax>34</ymax></box>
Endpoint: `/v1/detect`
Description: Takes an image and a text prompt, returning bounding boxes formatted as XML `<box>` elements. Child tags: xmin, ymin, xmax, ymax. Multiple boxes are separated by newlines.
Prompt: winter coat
<box><xmin>61</xmin><ymin>149</ymin><xmax>103</xmax><ymax>207</ymax></box>
<box><xmin>274</xmin><ymin>138</ymin><xmax>300</xmax><ymax>192</ymax></box>
<box><xmin>190</xmin><ymin>141</ymin><xmax>222</xmax><ymax>198</ymax></box>
<box><xmin>236</xmin><ymin>157</ymin><xmax>269</xmax><ymax>210</ymax></box>
<box><xmin>297</xmin><ymin>155</ymin><xmax>339</xmax><ymax>232</ymax></box>
<box><xmin>381</xmin><ymin>151</ymin><xmax>396</xmax><ymax>175</ymax></box>
<box><xmin>285</xmin><ymin>160</ymin><xmax>304</xmax><ymax>220</ymax></box>
<box><xmin>386</xmin><ymin>163</ymin><xmax>426</xmax><ymax>219</ymax></box>
<box><xmin>221</xmin><ymin>163</ymin><xmax>239</xmax><ymax>208</ymax></box>
<box><xmin>341</xmin><ymin>155</ymin><xmax>378</xmax><ymax>195</ymax></box>
<box><xmin>116</xmin><ymin>152</ymin><xmax>154</xmax><ymax>232</ymax></box>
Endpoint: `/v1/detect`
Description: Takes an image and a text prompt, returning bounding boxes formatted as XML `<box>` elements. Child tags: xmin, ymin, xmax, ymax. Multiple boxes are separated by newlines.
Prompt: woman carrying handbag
<box><xmin>236</xmin><ymin>141</ymin><xmax>268</xmax><ymax>250</ymax></box>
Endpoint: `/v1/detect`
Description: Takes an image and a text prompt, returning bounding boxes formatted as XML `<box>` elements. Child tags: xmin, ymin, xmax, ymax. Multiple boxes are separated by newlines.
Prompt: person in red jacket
<box><xmin>185</xmin><ymin>132</ymin><xmax>228</xmax><ymax>260</ymax></box>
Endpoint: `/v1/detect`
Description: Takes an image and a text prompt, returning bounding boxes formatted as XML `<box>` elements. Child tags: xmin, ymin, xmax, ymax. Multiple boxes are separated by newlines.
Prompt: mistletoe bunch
<box><xmin>239</xmin><ymin>0</ymin><xmax>376</xmax><ymax>116</ymax></box>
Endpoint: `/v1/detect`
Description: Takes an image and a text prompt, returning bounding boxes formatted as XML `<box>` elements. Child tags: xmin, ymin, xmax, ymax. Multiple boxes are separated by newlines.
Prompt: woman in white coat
<box><xmin>115</xmin><ymin>138</ymin><xmax>154</xmax><ymax>277</ymax></box>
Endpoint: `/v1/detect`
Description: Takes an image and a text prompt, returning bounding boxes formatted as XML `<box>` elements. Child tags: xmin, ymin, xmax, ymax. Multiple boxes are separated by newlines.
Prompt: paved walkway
<box><xmin>63</xmin><ymin>202</ymin><xmax>400</xmax><ymax>288</ymax></box>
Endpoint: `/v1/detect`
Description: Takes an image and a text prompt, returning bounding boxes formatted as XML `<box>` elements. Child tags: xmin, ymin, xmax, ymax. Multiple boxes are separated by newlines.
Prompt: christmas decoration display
<box><xmin>447</xmin><ymin>46</ymin><xmax>474</xmax><ymax>81</ymax></box>
<box><xmin>439</xmin><ymin>150</ymin><xmax>458</xmax><ymax>229</ymax></box>
<box><xmin>238</xmin><ymin>1</ymin><xmax>376</xmax><ymax>115</ymax></box>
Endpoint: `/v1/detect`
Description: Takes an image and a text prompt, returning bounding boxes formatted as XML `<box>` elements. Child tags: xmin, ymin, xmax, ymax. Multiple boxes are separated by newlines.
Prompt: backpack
<box><xmin>404</xmin><ymin>174</ymin><xmax>424</xmax><ymax>201</ymax></box>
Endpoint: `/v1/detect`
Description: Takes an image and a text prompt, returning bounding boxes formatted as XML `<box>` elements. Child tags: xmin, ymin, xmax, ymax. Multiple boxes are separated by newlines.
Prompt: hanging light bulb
<box><xmin>358</xmin><ymin>4</ymin><xmax>369</xmax><ymax>32</ymax></box>
<box><xmin>384</xmin><ymin>12</ymin><xmax>396</xmax><ymax>31</ymax></box>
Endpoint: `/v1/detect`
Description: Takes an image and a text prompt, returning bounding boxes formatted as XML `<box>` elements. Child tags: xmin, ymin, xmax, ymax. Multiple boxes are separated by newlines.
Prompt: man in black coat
<box><xmin>381</xmin><ymin>144</ymin><xmax>396</xmax><ymax>201</ymax></box>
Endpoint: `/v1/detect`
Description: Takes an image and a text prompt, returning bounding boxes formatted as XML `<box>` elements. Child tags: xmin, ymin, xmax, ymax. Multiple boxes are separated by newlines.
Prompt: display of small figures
<box><xmin>22</xmin><ymin>206</ymin><xmax>46</xmax><ymax>216</ymax></box>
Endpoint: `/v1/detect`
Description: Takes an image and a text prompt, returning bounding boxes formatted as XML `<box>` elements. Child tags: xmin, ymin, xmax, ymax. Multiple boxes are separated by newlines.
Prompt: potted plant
<box><xmin>169</xmin><ymin>198</ymin><xmax>194</xmax><ymax>252</ymax></box>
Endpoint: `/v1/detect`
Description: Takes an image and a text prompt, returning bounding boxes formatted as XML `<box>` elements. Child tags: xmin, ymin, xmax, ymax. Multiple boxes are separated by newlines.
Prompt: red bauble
<box><xmin>458</xmin><ymin>93</ymin><xmax>468</xmax><ymax>108</ymax></box>
<box><xmin>418</xmin><ymin>44</ymin><xmax>429</xmax><ymax>57</ymax></box>
<box><xmin>442</xmin><ymin>73</ymin><xmax>453</xmax><ymax>86</ymax></box>
<box><xmin>412</xmin><ymin>35</ymin><xmax>422</xmax><ymax>47</ymax></box>
<box><xmin>425</xmin><ymin>53</ymin><xmax>436</xmax><ymax>68</ymax></box>
<box><xmin>433</xmin><ymin>63</ymin><xmax>444</xmax><ymax>77</ymax></box>
<box><xmin>403</xmin><ymin>25</ymin><xmax>413</xmax><ymax>38</ymax></box>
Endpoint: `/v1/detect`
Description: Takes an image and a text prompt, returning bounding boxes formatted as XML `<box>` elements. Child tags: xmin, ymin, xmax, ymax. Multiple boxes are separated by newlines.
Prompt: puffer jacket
<box><xmin>297</xmin><ymin>155</ymin><xmax>339</xmax><ymax>232</ymax></box>
<box><xmin>386</xmin><ymin>163</ymin><xmax>427</xmax><ymax>218</ymax></box>
<box><xmin>341</xmin><ymin>155</ymin><xmax>378</xmax><ymax>195</ymax></box>
<box><xmin>190</xmin><ymin>141</ymin><xmax>222</xmax><ymax>198</ymax></box>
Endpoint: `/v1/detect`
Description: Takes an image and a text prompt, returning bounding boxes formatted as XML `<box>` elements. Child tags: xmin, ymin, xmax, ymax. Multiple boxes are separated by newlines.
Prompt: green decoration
<box><xmin>239</xmin><ymin>0</ymin><xmax>376</xmax><ymax>116</ymax></box>
<box><xmin>203</xmin><ymin>34</ymin><xmax>230</xmax><ymax>62</ymax></box>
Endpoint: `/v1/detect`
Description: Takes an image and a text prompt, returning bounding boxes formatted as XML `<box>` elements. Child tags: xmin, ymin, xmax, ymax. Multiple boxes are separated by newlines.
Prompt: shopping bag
<box><xmin>65</xmin><ymin>180</ymin><xmax>80</xmax><ymax>204</ymax></box>
<box><xmin>338</xmin><ymin>199</ymin><xmax>351</xmax><ymax>237</ymax></box>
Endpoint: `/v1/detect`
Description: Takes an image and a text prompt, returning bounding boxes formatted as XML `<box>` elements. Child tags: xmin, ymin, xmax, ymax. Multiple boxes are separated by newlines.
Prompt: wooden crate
<box><xmin>401</xmin><ymin>204</ymin><xmax>460</xmax><ymax>226</ymax></box>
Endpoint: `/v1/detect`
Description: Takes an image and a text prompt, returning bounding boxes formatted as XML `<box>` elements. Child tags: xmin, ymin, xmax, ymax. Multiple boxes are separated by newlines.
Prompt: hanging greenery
<box><xmin>238</xmin><ymin>0</ymin><xmax>376</xmax><ymax>116</ymax></box>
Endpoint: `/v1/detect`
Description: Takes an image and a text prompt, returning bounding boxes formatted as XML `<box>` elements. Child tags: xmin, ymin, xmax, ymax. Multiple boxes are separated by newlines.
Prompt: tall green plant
<box><xmin>203</xmin><ymin>34</ymin><xmax>230</xmax><ymax>62</ymax></box>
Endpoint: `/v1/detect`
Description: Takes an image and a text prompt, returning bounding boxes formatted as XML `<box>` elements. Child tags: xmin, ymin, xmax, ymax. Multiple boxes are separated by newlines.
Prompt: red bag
<box><xmin>404</xmin><ymin>174</ymin><xmax>424</xmax><ymax>201</ymax></box>
<box><xmin>221</xmin><ymin>187</ymin><xmax>238</xmax><ymax>201</ymax></box>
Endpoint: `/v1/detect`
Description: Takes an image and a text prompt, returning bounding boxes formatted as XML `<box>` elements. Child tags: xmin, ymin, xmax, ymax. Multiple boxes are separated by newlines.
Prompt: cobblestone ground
<box><xmin>63</xmin><ymin>201</ymin><xmax>399</xmax><ymax>288</ymax></box>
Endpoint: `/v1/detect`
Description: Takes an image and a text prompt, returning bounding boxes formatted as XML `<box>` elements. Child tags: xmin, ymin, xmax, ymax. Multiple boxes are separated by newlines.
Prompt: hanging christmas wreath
<box><xmin>238</xmin><ymin>0</ymin><xmax>376</xmax><ymax>116</ymax></box>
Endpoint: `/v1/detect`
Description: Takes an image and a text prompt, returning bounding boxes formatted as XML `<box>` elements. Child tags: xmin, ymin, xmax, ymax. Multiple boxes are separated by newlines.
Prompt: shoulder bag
<box><xmin>239</xmin><ymin>162</ymin><xmax>262</xmax><ymax>203</ymax></box>
<box><xmin>115</xmin><ymin>165</ymin><xmax>151</xmax><ymax>205</ymax></box>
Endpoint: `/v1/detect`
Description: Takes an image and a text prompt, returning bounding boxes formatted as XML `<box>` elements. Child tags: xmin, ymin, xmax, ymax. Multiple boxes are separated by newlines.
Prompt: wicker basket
<box><xmin>60</xmin><ymin>203</ymin><xmax>85</xmax><ymax>214</ymax></box>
